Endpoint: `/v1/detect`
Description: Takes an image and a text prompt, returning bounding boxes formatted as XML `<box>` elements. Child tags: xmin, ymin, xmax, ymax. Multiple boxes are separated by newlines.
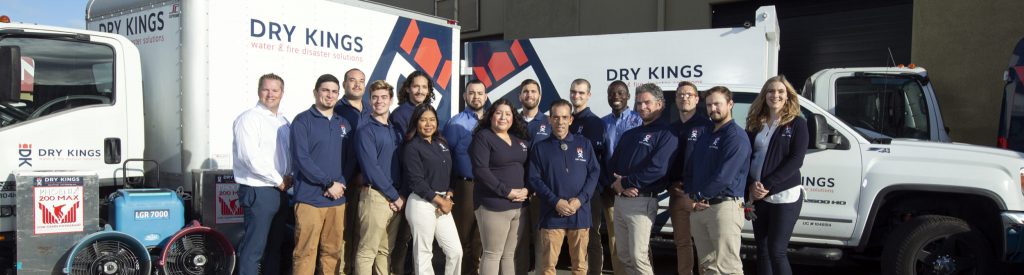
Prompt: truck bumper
<box><xmin>1001</xmin><ymin>211</ymin><xmax>1024</xmax><ymax>262</ymax></box>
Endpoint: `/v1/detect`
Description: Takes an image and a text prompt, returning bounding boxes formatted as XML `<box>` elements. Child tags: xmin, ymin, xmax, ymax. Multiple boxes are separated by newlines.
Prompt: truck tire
<box><xmin>881</xmin><ymin>215</ymin><xmax>993</xmax><ymax>275</ymax></box>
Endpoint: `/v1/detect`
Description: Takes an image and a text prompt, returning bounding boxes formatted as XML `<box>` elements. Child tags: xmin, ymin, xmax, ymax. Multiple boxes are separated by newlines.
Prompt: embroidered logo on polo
<box><xmin>782</xmin><ymin>125</ymin><xmax>793</xmax><ymax>137</ymax></box>
<box><xmin>576</xmin><ymin>126</ymin><xmax>584</xmax><ymax>134</ymax></box>
<box><xmin>438</xmin><ymin>143</ymin><xmax>449</xmax><ymax>152</ymax></box>
<box><xmin>519</xmin><ymin>141</ymin><xmax>528</xmax><ymax>151</ymax></box>
<box><xmin>539</xmin><ymin>125</ymin><xmax>547</xmax><ymax>134</ymax></box>
<box><xmin>639</xmin><ymin>133</ymin><xmax>654</xmax><ymax>146</ymax></box>
<box><xmin>689</xmin><ymin>129</ymin><xmax>700</xmax><ymax>141</ymax></box>
<box><xmin>340</xmin><ymin>124</ymin><xmax>349</xmax><ymax>137</ymax></box>
<box><xmin>710</xmin><ymin>137</ymin><xmax>721</xmax><ymax>150</ymax></box>
<box><xmin>575</xmin><ymin>147</ymin><xmax>587</xmax><ymax>162</ymax></box>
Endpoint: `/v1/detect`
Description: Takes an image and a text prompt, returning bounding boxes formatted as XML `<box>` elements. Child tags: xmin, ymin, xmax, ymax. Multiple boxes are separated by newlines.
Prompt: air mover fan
<box><xmin>158</xmin><ymin>221</ymin><xmax>236</xmax><ymax>275</ymax></box>
<box><xmin>64</xmin><ymin>226</ymin><xmax>152</xmax><ymax>275</ymax></box>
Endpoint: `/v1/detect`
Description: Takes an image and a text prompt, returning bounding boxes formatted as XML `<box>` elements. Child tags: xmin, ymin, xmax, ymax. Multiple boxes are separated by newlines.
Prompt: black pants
<box><xmin>752</xmin><ymin>192</ymin><xmax>803</xmax><ymax>275</ymax></box>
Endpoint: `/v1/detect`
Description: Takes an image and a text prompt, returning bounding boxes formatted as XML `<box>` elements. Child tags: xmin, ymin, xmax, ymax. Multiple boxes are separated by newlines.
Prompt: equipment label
<box><xmin>32</xmin><ymin>176</ymin><xmax>84</xmax><ymax>234</ymax></box>
<box><xmin>215</xmin><ymin>182</ymin><xmax>243</xmax><ymax>224</ymax></box>
<box><xmin>134</xmin><ymin>209</ymin><xmax>170</xmax><ymax>220</ymax></box>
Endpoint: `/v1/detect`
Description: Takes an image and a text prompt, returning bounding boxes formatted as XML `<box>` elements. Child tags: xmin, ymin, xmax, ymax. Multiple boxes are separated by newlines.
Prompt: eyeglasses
<box><xmin>678</xmin><ymin>93</ymin><xmax>698</xmax><ymax>99</ymax></box>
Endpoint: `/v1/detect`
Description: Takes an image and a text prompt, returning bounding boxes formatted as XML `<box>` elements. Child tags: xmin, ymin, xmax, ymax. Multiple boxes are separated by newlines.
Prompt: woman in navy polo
<box><xmin>402</xmin><ymin>104</ymin><xmax>463</xmax><ymax>275</ymax></box>
<box><xmin>746</xmin><ymin>75</ymin><xmax>809</xmax><ymax>275</ymax></box>
<box><xmin>469</xmin><ymin>99</ymin><xmax>530</xmax><ymax>275</ymax></box>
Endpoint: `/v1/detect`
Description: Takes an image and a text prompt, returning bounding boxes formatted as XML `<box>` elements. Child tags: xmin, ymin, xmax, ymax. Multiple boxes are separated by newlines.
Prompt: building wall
<box><xmin>912</xmin><ymin>0</ymin><xmax>1024</xmax><ymax>145</ymax></box>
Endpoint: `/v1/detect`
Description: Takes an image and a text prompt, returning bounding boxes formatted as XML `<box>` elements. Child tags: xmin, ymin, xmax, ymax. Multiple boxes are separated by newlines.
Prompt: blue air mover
<box><xmin>108</xmin><ymin>189</ymin><xmax>185</xmax><ymax>247</ymax></box>
<box><xmin>64</xmin><ymin>225</ymin><xmax>151</xmax><ymax>275</ymax></box>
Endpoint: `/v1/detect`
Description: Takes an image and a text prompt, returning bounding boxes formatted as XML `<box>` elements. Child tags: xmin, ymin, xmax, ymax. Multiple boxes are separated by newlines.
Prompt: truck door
<box><xmin>734</xmin><ymin>93</ymin><xmax>865</xmax><ymax>241</ymax></box>
<box><xmin>0</xmin><ymin>35</ymin><xmax>128</xmax><ymax>214</ymax></box>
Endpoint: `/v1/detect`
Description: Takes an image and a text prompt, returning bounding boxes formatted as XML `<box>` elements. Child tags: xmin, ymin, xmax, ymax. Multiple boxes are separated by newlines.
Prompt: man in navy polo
<box><xmin>336</xmin><ymin>68</ymin><xmax>369</xmax><ymax>273</ymax></box>
<box><xmin>291</xmin><ymin>74</ymin><xmax>355</xmax><ymax>275</ymax></box>
<box><xmin>528</xmin><ymin>99</ymin><xmax>600</xmax><ymax>275</ymax></box>
<box><xmin>687</xmin><ymin>86</ymin><xmax>751</xmax><ymax>275</ymax></box>
<box><xmin>516</xmin><ymin>78</ymin><xmax>551</xmax><ymax>275</ymax></box>
<box><xmin>607</xmin><ymin>83</ymin><xmax>678</xmax><ymax>275</ymax></box>
<box><xmin>667</xmin><ymin>81</ymin><xmax>713</xmax><ymax>275</ymax></box>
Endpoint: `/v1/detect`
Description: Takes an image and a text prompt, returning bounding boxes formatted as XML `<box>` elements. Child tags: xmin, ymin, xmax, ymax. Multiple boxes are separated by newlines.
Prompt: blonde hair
<box><xmin>368</xmin><ymin>80</ymin><xmax>394</xmax><ymax>97</ymax></box>
<box><xmin>746</xmin><ymin>75</ymin><xmax>800</xmax><ymax>133</ymax></box>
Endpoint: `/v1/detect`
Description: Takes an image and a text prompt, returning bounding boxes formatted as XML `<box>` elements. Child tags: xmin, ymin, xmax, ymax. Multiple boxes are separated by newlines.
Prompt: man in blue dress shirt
<box><xmin>443</xmin><ymin>79</ymin><xmax>488</xmax><ymax>275</ymax></box>
<box><xmin>686</xmin><ymin>86</ymin><xmax>751</xmax><ymax>275</ymax></box>
<box><xmin>528</xmin><ymin>99</ymin><xmax>600</xmax><ymax>275</ymax></box>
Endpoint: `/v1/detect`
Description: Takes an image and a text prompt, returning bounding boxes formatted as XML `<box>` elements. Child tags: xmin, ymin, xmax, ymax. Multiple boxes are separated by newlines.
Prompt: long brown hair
<box><xmin>746</xmin><ymin>75</ymin><xmax>800</xmax><ymax>133</ymax></box>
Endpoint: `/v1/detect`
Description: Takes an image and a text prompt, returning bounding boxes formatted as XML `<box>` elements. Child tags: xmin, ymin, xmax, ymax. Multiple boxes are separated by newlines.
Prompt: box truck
<box><xmin>465</xmin><ymin>6</ymin><xmax>1024</xmax><ymax>273</ymax></box>
<box><xmin>0</xmin><ymin>0</ymin><xmax>459</xmax><ymax>273</ymax></box>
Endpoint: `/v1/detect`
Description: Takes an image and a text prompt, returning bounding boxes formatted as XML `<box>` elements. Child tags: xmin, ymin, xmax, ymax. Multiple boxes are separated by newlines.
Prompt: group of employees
<box><xmin>232</xmin><ymin>68</ymin><xmax>808</xmax><ymax>275</ymax></box>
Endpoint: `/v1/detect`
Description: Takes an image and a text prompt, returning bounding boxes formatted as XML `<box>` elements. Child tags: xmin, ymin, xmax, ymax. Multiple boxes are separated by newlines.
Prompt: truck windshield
<box><xmin>0</xmin><ymin>37</ymin><xmax>114</xmax><ymax>129</ymax></box>
<box><xmin>833</xmin><ymin>75</ymin><xmax>930</xmax><ymax>140</ymax></box>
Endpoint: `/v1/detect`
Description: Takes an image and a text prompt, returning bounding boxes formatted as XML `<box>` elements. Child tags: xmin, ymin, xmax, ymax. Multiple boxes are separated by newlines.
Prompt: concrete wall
<box><xmin>912</xmin><ymin>0</ymin><xmax>1024</xmax><ymax>145</ymax></box>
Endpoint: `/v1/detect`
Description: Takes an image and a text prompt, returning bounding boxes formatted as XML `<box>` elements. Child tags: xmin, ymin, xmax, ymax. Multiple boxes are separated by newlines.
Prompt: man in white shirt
<box><xmin>233</xmin><ymin>73</ymin><xmax>293</xmax><ymax>275</ymax></box>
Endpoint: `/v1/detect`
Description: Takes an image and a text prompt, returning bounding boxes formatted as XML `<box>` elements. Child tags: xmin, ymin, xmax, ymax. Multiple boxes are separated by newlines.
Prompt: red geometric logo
<box><xmin>218</xmin><ymin>196</ymin><xmax>242</xmax><ymax>216</ymax></box>
<box><xmin>38</xmin><ymin>201</ymin><xmax>79</xmax><ymax>224</ymax></box>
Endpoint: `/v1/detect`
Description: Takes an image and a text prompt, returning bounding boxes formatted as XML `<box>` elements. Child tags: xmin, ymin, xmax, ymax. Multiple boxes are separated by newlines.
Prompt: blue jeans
<box><xmin>752</xmin><ymin>193</ymin><xmax>803</xmax><ymax>275</ymax></box>
<box><xmin>238</xmin><ymin>185</ymin><xmax>289</xmax><ymax>275</ymax></box>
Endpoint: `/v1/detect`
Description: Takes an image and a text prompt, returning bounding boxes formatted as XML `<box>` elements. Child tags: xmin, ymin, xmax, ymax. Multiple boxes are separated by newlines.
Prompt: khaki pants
<box><xmin>690</xmin><ymin>199</ymin><xmax>744</xmax><ymax>275</ymax></box>
<box><xmin>515</xmin><ymin>196</ymin><xmax>541</xmax><ymax>275</ymax></box>
<box><xmin>476</xmin><ymin>206</ymin><xmax>524</xmax><ymax>275</ymax></box>
<box><xmin>589</xmin><ymin>191</ymin><xmax>623</xmax><ymax>275</ymax></box>
<box><xmin>406</xmin><ymin>194</ymin><xmax>463</xmax><ymax>275</ymax></box>
<box><xmin>669</xmin><ymin>192</ymin><xmax>695</xmax><ymax>275</ymax></box>
<box><xmin>293</xmin><ymin>202</ymin><xmax>347</xmax><ymax>275</ymax></box>
<box><xmin>538</xmin><ymin>228</ymin><xmax>589</xmax><ymax>275</ymax></box>
<box><xmin>452</xmin><ymin>178</ymin><xmax>482</xmax><ymax>275</ymax></box>
<box><xmin>354</xmin><ymin>188</ymin><xmax>401</xmax><ymax>275</ymax></box>
<box><xmin>613</xmin><ymin>196</ymin><xmax>657</xmax><ymax>275</ymax></box>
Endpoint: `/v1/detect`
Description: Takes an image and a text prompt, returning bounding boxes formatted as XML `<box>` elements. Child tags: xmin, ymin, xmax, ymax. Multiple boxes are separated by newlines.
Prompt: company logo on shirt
<box><xmin>689</xmin><ymin>129</ymin><xmax>700</xmax><ymax>141</ymax></box>
<box><xmin>710</xmin><ymin>137</ymin><xmax>721</xmax><ymax>150</ymax></box>
<box><xmin>577</xmin><ymin>126</ymin><xmax>584</xmax><ymax>134</ymax></box>
<box><xmin>639</xmin><ymin>133</ymin><xmax>654</xmax><ymax>147</ymax></box>
<box><xmin>539</xmin><ymin>125</ymin><xmax>547</xmax><ymax>134</ymax></box>
<box><xmin>519</xmin><ymin>141</ymin><xmax>528</xmax><ymax>151</ymax></box>
<box><xmin>438</xmin><ymin>143</ymin><xmax>449</xmax><ymax>152</ymax></box>
<box><xmin>575</xmin><ymin>147</ymin><xmax>587</xmax><ymax>162</ymax></box>
<box><xmin>782</xmin><ymin>125</ymin><xmax>792</xmax><ymax>138</ymax></box>
<box><xmin>340</xmin><ymin>124</ymin><xmax>349</xmax><ymax>137</ymax></box>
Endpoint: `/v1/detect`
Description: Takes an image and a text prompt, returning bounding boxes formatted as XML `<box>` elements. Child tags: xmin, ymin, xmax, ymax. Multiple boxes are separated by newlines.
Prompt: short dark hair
<box><xmin>608</xmin><ymin>80</ymin><xmax>628</xmax><ymax>91</ymax></box>
<box><xmin>549</xmin><ymin>99</ymin><xmax>573</xmax><ymax>114</ymax></box>
<box><xmin>405</xmin><ymin>104</ymin><xmax>447</xmax><ymax>144</ymax></box>
<box><xmin>519</xmin><ymin>79</ymin><xmax>540</xmax><ymax>94</ymax></box>
<box><xmin>570</xmin><ymin>79</ymin><xmax>591</xmax><ymax>92</ymax></box>
<box><xmin>398</xmin><ymin>71</ymin><xmax>434</xmax><ymax>104</ymax></box>
<box><xmin>314</xmin><ymin>74</ymin><xmax>339</xmax><ymax>91</ymax></box>
<box><xmin>258</xmin><ymin>73</ymin><xmax>284</xmax><ymax>90</ymax></box>
<box><xmin>369</xmin><ymin>80</ymin><xmax>394</xmax><ymax>98</ymax></box>
<box><xmin>466</xmin><ymin>79</ymin><xmax>485</xmax><ymax>90</ymax></box>
<box><xmin>677</xmin><ymin>81</ymin><xmax>697</xmax><ymax>92</ymax></box>
<box><xmin>704</xmin><ymin>86</ymin><xmax>733</xmax><ymax>101</ymax></box>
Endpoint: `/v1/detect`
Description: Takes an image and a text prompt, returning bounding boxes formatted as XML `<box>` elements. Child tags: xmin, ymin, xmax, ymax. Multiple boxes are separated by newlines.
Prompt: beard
<box><xmin>522</xmin><ymin>100</ymin><xmax>539</xmax><ymax>109</ymax></box>
<box><xmin>710</xmin><ymin>112</ymin><xmax>729</xmax><ymax>123</ymax></box>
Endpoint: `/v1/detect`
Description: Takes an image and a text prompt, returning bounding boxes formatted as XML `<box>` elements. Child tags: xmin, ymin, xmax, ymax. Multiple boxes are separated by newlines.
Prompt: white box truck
<box><xmin>464</xmin><ymin>6</ymin><xmax>1024</xmax><ymax>273</ymax></box>
<box><xmin>0</xmin><ymin>0</ymin><xmax>459</xmax><ymax>271</ymax></box>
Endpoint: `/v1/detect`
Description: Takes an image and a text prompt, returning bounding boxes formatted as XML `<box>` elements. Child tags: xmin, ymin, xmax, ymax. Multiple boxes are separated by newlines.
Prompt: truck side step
<box><xmin>740</xmin><ymin>244</ymin><xmax>843</xmax><ymax>265</ymax></box>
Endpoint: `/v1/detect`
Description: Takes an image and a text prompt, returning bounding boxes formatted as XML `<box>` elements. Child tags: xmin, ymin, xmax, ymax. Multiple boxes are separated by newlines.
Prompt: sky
<box><xmin>0</xmin><ymin>0</ymin><xmax>89</xmax><ymax>29</ymax></box>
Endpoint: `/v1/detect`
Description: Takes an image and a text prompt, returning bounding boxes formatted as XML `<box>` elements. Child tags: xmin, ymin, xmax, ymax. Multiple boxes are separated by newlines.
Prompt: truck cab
<box><xmin>802</xmin><ymin>66</ymin><xmax>951</xmax><ymax>142</ymax></box>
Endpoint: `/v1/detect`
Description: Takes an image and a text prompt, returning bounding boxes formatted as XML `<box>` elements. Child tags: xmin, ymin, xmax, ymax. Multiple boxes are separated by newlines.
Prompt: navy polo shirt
<box><xmin>443</xmin><ymin>109</ymin><xmax>479</xmax><ymax>179</ymax></box>
<box><xmin>523</xmin><ymin>112</ymin><xmax>551</xmax><ymax>145</ymax></box>
<box><xmin>390</xmin><ymin>101</ymin><xmax>416</xmax><ymax>136</ymax></box>
<box><xmin>687</xmin><ymin>120</ymin><xmax>752</xmax><ymax>200</ymax></box>
<box><xmin>402</xmin><ymin>137</ymin><xmax>454</xmax><ymax>200</ymax></box>
<box><xmin>356</xmin><ymin>113</ymin><xmax>403</xmax><ymax>201</ymax></box>
<box><xmin>606</xmin><ymin>119</ymin><xmax>679</xmax><ymax>193</ymax></box>
<box><xmin>335</xmin><ymin>99</ymin><xmax>369</xmax><ymax>130</ymax></box>
<box><xmin>528</xmin><ymin>133</ymin><xmax>600</xmax><ymax>229</ymax></box>
<box><xmin>669</xmin><ymin>114</ymin><xmax>714</xmax><ymax>184</ymax></box>
<box><xmin>570</xmin><ymin>107</ymin><xmax>607</xmax><ymax>162</ymax></box>
<box><xmin>291</xmin><ymin>106</ymin><xmax>355</xmax><ymax>207</ymax></box>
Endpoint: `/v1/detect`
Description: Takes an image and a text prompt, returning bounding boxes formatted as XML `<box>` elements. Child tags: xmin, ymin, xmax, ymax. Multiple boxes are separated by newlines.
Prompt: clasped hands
<box><xmin>555</xmin><ymin>198</ymin><xmax>582</xmax><ymax>217</ymax></box>
<box><xmin>610</xmin><ymin>173</ymin><xmax>639</xmax><ymax>197</ymax></box>
<box><xmin>433</xmin><ymin>192</ymin><xmax>455</xmax><ymax>216</ymax></box>
<box><xmin>506</xmin><ymin>188</ymin><xmax>529</xmax><ymax>202</ymax></box>
<box><xmin>749</xmin><ymin>181</ymin><xmax>768</xmax><ymax>201</ymax></box>
<box><xmin>323</xmin><ymin>181</ymin><xmax>346</xmax><ymax>200</ymax></box>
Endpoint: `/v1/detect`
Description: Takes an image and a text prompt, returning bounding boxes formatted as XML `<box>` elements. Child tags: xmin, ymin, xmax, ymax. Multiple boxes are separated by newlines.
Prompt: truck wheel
<box><xmin>882</xmin><ymin>215</ymin><xmax>993</xmax><ymax>275</ymax></box>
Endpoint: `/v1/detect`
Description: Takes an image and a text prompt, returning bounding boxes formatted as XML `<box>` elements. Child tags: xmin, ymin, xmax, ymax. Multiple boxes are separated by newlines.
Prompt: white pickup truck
<box><xmin>463</xmin><ymin>5</ymin><xmax>1024</xmax><ymax>273</ymax></box>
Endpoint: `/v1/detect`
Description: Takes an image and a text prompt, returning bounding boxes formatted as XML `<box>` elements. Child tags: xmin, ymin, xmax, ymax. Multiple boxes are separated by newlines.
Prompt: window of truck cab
<box><xmin>833</xmin><ymin>75</ymin><xmax>930</xmax><ymax>140</ymax></box>
<box><xmin>0</xmin><ymin>36</ymin><xmax>115</xmax><ymax>129</ymax></box>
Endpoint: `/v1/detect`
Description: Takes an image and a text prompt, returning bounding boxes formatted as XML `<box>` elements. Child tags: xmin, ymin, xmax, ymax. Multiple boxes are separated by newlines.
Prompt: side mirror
<box><xmin>0</xmin><ymin>46</ymin><xmax>20</xmax><ymax>103</ymax></box>
<box><xmin>813</xmin><ymin>113</ymin><xmax>841</xmax><ymax>149</ymax></box>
